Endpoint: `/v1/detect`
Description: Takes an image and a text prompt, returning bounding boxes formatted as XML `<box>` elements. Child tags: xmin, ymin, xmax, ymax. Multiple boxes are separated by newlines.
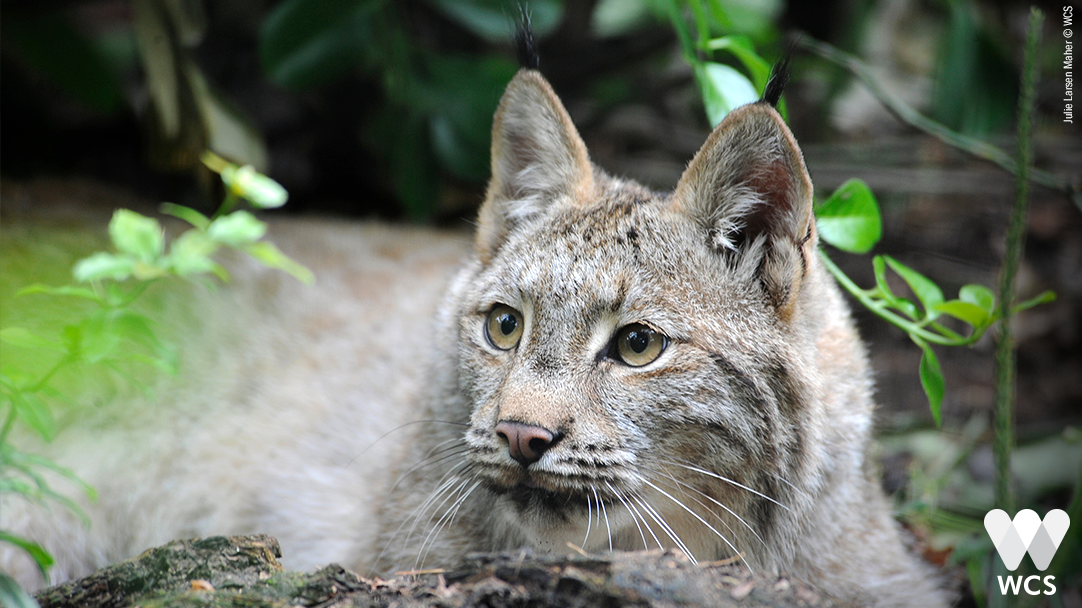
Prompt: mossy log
<box><xmin>34</xmin><ymin>535</ymin><xmax>849</xmax><ymax>608</ymax></box>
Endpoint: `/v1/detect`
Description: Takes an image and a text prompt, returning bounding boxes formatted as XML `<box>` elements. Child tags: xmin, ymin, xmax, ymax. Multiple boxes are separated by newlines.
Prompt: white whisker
<box><xmin>416</xmin><ymin>477</ymin><xmax>481</xmax><ymax>570</ymax></box>
<box><xmin>619</xmin><ymin>491</ymin><xmax>664</xmax><ymax>550</ymax></box>
<box><xmin>404</xmin><ymin>465</ymin><xmax>476</xmax><ymax>557</ymax></box>
<box><xmin>581</xmin><ymin>486</ymin><xmax>594</xmax><ymax>549</ymax></box>
<box><xmin>772</xmin><ymin>472</ymin><xmax>807</xmax><ymax>498</ymax></box>
<box><xmin>651</xmin><ymin>471</ymin><xmax>765</xmax><ymax>549</ymax></box>
<box><xmin>595</xmin><ymin>486</ymin><xmax>613</xmax><ymax>552</ymax></box>
<box><xmin>641</xmin><ymin>478</ymin><xmax>748</xmax><ymax>571</ymax></box>
<box><xmin>631</xmin><ymin>494</ymin><xmax>696</xmax><ymax>562</ymax></box>
<box><xmin>605</xmin><ymin>481</ymin><xmax>649</xmax><ymax>551</ymax></box>
<box><xmin>372</xmin><ymin>459</ymin><xmax>471</xmax><ymax>573</ymax></box>
<box><xmin>658</xmin><ymin>458</ymin><xmax>789</xmax><ymax>511</ymax></box>
<box><xmin>386</xmin><ymin>438</ymin><xmax>469</xmax><ymax>496</ymax></box>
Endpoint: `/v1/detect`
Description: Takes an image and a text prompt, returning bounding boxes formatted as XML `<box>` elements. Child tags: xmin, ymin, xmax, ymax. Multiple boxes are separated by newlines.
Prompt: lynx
<box><xmin>0</xmin><ymin>67</ymin><xmax>947</xmax><ymax>607</ymax></box>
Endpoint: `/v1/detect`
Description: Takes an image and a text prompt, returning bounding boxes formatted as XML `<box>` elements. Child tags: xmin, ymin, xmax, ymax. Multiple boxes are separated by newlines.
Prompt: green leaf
<box><xmin>0</xmin><ymin>533</ymin><xmax>53</xmax><ymax>582</ymax></box>
<box><xmin>959</xmin><ymin>284</ymin><xmax>995</xmax><ymax>315</ymax></box>
<box><xmin>109</xmin><ymin>209</ymin><xmax>164</xmax><ymax>263</ymax></box>
<box><xmin>710</xmin><ymin>0</ymin><xmax>783</xmax><ymax>40</ymax></box>
<box><xmin>420</xmin><ymin>54</ymin><xmax>516</xmax><ymax>183</ymax></box>
<box><xmin>120</xmin><ymin>352</ymin><xmax>179</xmax><ymax>376</ymax></box>
<box><xmin>0</xmin><ymin>480</ymin><xmax>42</xmax><ymax>503</ymax></box>
<box><xmin>697</xmin><ymin>62</ymin><xmax>759</xmax><ymax>126</ymax></box>
<box><xmin>429</xmin><ymin>114</ymin><xmax>484</xmax><ymax>181</ymax></box>
<box><xmin>13</xmin><ymin>392</ymin><xmax>57</xmax><ymax>442</ymax></box>
<box><xmin>4</xmin><ymin>450</ymin><xmax>97</xmax><ymax>502</ymax></box>
<box><xmin>61</xmin><ymin>325</ymin><xmax>83</xmax><ymax>358</ymax></box>
<box><xmin>1012</xmin><ymin>290</ymin><xmax>1056</xmax><ymax>314</ymax></box>
<box><xmin>917</xmin><ymin>341</ymin><xmax>945</xmax><ymax>427</ymax></box>
<box><xmin>0</xmin><ymin>328</ymin><xmax>64</xmax><ymax>352</ymax></box>
<box><xmin>933</xmin><ymin>1</ymin><xmax>1017</xmax><ymax>136</ymax></box>
<box><xmin>592</xmin><ymin>0</ymin><xmax>656</xmax><ymax>38</ymax></box>
<box><xmin>207</xmin><ymin>211</ymin><xmax>268</xmax><ymax>246</ymax></box>
<box><xmin>259</xmin><ymin>0</ymin><xmax>377</xmax><ymax>91</ymax></box>
<box><xmin>425</xmin><ymin>0</ymin><xmax>563</xmax><ymax>42</ymax></box>
<box><xmin>73</xmin><ymin>252</ymin><xmax>136</xmax><ymax>283</ymax></box>
<box><xmin>933</xmin><ymin>301</ymin><xmax>989</xmax><ymax>327</ymax></box>
<box><xmin>131</xmin><ymin>261</ymin><xmax>169</xmax><ymax>281</ymax></box>
<box><xmin>110</xmin><ymin>311</ymin><xmax>160</xmax><ymax>351</ymax></box>
<box><xmin>706</xmin><ymin>35</ymin><xmax>772</xmax><ymax>94</ymax></box>
<box><xmin>243</xmin><ymin>242</ymin><xmax>315</xmax><ymax>285</ymax></box>
<box><xmin>160</xmin><ymin>203</ymin><xmax>210</xmax><ymax>231</ymax></box>
<box><xmin>0</xmin><ymin>10</ymin><xmax>125</xmax><ymax>114</ymax></box>
<box><xmin>15</xmin><ymin>285</ymin><xmax>103</xmax><ymax>303</ymax></box>
<box><xmin>815</xmin><ymin>179</ymin><xmax>882</xmax><ymax>254</ymax></box>
<box><xmin>220</xmin><ymin>165</ymin><xmax>288</xmax><ymax>209</ymax></box>
<box><xmin>872</xmin><ymin>255</ymin><xmax>894</xmax><ymax>298</ymax></box>
<box><xmin>371</xmin><ymin>108</ymin><xmax>439</xmax><ymax>220</ymax></box>
<box><xmin>166</xmin><ymin>230</ymin><xmax>221</xmax><ymax>276</ymax></box>
<box><xmin>871</xmin><ymin>255</ymin><xmax>919</xmax><ymax>319</ymax></box>
<box><xmin>76</xmin><ymin>312</ymin><xmax>122</xmax><ymax>364</ymax></box>
<box><xmin>884</xmin><ymin>256</ymin><xmax>944</xmax><ymax>320</ymax></box>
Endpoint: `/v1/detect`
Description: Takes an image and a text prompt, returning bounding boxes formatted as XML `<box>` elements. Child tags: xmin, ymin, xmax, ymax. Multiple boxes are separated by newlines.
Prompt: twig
<box><xmin>795</xmin><ymin>34</ymin><xmax>1082</xmax><ymax>213</ymax></box>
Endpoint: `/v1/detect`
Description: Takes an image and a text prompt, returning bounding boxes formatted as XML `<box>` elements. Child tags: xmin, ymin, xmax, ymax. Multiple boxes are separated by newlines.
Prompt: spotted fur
<box><xmin>1</xmin><ymin>70</ymin><xmax>948</xmax><ymax>607</ymax></box>
<box><xmin>378</xmin><ymin>70</ymin><xmax>949</xmax><ymax>606</ymax></box>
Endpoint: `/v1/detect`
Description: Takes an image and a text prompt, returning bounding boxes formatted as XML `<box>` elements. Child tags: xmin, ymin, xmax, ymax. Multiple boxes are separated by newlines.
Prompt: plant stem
<box><xmin>213</xmin><ymin>192</ymin><xmax>240</xmax><ymax>220</ymax></box>
<box><xmin>819</xmin><ymin>251</ymin><xmax>987</xmax><ymax>346</ymax></box>
<box><xmin>665</xmin><ymin>0</ymin><xmax>697</xmax><ymax>64</ymax></box>
<box><xmin>993</xmin><ymin>5</ymin><xmax>1042</xmax><ymax>520</ymax></box>
<box><xmin>0</xmin><ymin>405</ymin><xmax>17</xmax><ymax>450</ymax></box>
<box><xmin>687</xmin><ymin>0</ymin><xmax>710</xmax><ymax>50</ymax></box>
<box><xmin>27</xmin><ymin>357</ymin><xmax>73</xmax><ymax>394</ymax></box>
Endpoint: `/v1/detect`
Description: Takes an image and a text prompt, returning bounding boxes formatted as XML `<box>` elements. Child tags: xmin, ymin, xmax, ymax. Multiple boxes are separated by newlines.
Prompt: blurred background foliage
<box><xmin>1</xmin><ymin>0</ymin><xmax>1065</xmax><ymax>222</ymax></box>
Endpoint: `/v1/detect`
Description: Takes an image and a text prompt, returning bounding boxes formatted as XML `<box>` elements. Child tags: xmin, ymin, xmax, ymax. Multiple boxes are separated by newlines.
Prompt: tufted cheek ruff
<box><xmin>670</xmin><ymin>102</ymin><xmax>817</xmax><ymax>318</ymax></box>
<box><xmin>475</xmin><ymin>69</ymin><xmax>595</xmax><ymax>264</ymax></box>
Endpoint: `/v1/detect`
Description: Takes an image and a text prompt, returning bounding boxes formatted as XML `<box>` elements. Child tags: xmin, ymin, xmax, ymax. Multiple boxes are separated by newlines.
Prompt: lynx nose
<box><xmin>495</xmin><ymin>421</ymin><xmax>557</xmax><ymax>467</ymax></box>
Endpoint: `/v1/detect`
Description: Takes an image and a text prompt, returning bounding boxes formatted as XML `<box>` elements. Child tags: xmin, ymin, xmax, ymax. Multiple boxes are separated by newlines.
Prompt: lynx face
<box><xmin>447</xmin><ymin>70</ymin><xmax>821</xmax><ymax>561</ymax></box>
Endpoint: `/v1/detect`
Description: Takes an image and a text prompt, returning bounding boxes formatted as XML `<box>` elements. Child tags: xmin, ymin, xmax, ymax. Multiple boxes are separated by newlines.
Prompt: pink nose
<box><xmin>495</xmin><ymin>420</ymin><xmax>557</xmax><ymax>467</ymax></box>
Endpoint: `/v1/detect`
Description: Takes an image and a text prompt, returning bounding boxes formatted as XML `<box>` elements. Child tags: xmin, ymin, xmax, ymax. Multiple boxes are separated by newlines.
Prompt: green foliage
<box><xmin>696</xmin><ymin>62</ymin><xmax>759</xmax><ymax>127</ymax></box>
<box><xmin>0</xmin><ymin>157</ymin><xmax>310</xmax><ymax>584</ymax></box>
<box><xmin>816</xmin><ymin>180</ymin><xmax>1055</xmax><ymax>426</ymax></box>
<box><xmin>426</xmin><ymin>0</ymin><xmax>563</xmax><ymax>42</ymax></box>
<box><xmin>664</xmin><ymin>0</ymin><xmax>781</xmax><ymax>126</ymax></box>
<box><xmin>259</xmin><ymin>0</ymin><xmax>550</xmax><ymax>219</ymax></box>
<box><xmin>814</xmin><ymin>179</ymin><xmax>881</xmax><ymax>254</ymax></box>
<box><xmin>0</xmin><ymin>570</ymin><xmax>41</xmax><ymax>608</ymax></box>
<box><xmin>0</xmin><ymin>9</ymin><xmax>125</xmax><ymax>114</ymax></box>
<box><xmin>660</xmin><ymin>4</ymin><xmax>1028</xmax><ymax>425</ymax></box>
<box><xmin>933</xmin><ymin>0</ymin><xmax>1018</xmax><ymax>137</ymax></box>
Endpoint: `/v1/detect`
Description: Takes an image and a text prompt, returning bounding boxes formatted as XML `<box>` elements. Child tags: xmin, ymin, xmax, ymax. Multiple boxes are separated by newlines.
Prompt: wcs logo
<box><xmin>984</xmin><ymin>509</ymin><xmax>1071</xmax><ymax>596</ymax></box>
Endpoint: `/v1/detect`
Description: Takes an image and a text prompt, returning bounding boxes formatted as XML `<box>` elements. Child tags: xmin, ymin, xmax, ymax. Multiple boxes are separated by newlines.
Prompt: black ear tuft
<box><xmin>760</xmin><ymin>48</ymin><xmax>792</xmax><ymax>108</ymax></box>
<box><xmin>515</xmin><ymin>7</ymin><xmax>540</xmax><ymax>70</ymax></box>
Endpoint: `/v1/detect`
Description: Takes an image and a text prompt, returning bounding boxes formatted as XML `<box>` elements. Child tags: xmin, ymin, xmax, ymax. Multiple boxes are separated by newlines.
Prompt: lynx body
<box><xmin>0</xmin><ymin>70</ymin><xmax>947</xmax><ymax>607</ymax></box>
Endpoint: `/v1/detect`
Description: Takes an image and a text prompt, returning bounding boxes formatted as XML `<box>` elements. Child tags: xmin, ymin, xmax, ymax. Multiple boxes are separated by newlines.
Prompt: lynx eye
<box><xmin>614</xmin><ymin>324</ymin><xmax>667</xmax><ymax>367</ymax></box>
<box><xmin>484</xmin><ymin>305</ymin><xmax>524</xmax><ymax>350</ymax></box>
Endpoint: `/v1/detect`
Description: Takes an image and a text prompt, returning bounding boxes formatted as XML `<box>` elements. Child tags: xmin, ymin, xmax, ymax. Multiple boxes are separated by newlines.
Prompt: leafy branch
<box><xmin>816</xmin><ymin>179</ymin><xmax>1053</xmax><ymax>426</ymax></box>
<box><xmin>664</xmin><ymin>0</ymin><xmax>775</xmax><ymax>126</ymax></box>
<box><xmin>0</xmin><ymin>153</ymin><xmax>310</xmax><ymax>583</ymax></box>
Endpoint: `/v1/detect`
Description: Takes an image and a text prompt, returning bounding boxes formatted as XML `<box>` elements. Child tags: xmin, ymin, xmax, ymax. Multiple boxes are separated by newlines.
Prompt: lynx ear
<box><xmin>672</xmin><ymin>103</ymin><xmax>815</xmax><ymax>309</ymax></box>
<box><xmin>476</xmin><ymin>69</ymin><xmax>593</xmax><ymax>260</ymax></box>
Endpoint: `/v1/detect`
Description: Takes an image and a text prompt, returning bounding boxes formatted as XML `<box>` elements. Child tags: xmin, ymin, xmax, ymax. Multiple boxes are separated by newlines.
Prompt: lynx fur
<box><xmin>0</xmin><ymin>69</ymin><xmax>947</xmax><ymax>606</ymax></box>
